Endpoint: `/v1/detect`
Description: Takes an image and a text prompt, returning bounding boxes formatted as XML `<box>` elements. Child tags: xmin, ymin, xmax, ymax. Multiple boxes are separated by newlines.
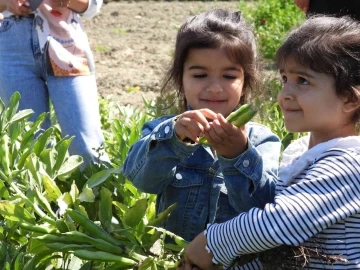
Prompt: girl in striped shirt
<box><xmin>179</xmin><ymin>15</ymin><xmax>360</xmax><ymax>270</ymax></box>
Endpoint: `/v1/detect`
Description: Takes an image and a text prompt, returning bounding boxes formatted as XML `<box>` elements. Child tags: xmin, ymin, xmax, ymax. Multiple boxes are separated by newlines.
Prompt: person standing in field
<box><xmin>122</xmin><ymin>9</ymin><xmax>281</xmax><ymax>247</ymax></box>
<box><xmin>0</xmin><ymin>0</ymin><xmax>109</xmax><ymax>167</ymax></box>
<box><xmin>179</xmin><ymin>15</ymin><xmax>360</xmax><ymax>270</ymax></box>
<box><xmin>294</xmin><ymin>0</ymin><xmax>360</xmax><ymax>20</ymax></box>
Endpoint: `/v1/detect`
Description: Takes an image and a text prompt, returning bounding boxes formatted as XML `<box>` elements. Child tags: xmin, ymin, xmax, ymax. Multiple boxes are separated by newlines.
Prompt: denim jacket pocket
<box><xmin>160</xmin><ymin>168</ymin><xmax>206</xmax><ymax>240</ymax></box>
<box><xmin>0</xmin><ymin>19</ymin><xmax>14</xmax><ymax>33</ymax></box>
<box><xmin>167</xmin><ymin>167</ymin><xmax>204</xmax><ymax>208</ymax></box>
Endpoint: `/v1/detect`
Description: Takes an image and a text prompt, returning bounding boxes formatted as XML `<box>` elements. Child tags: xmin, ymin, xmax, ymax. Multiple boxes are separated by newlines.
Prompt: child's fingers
<box><xmin>205</xmin><ymin>119</ymin><xmax>226</xmax><ymax>144</ymax></box>
<box><xmin>216</xmin><ymin>113</ymin><xmax>245</xmax><ymax>134</ymax></box>
<box><xmin>175</xmin><ymin>115</ymin><xmax>207</xmax><ymax>142</ymax></box>
<box><xmin>198</xmin><ymin>108</ymin><xmax>218</xmax><ymax>123</ymax></box>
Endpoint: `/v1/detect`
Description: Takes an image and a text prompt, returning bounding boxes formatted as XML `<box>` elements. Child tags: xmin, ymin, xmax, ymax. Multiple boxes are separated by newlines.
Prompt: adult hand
<box><xmin>0</xmin><ymin>12</ymin><xmax>3</xmax><ymax>19</ymax></box>
<box><xmin>177</xmin><ymin>232</ymin><xmax>219</xmax><ymax>270</ymax></box>
<box><xmin>203</xmin><ymin>113</ymin><xmax>248</xmax><ymax>158</ymax></box>
<box><xmin>174</xmin><ymin>109</ymin><xmax>217</xmax><ymax>143</ymax></box>
<box><xmin>294</xmin><ymin>0</ymin><xmax>310</xmax><ymax>13</ymax></box>
<box><xmin>6</xmin><ymin>0</ymin><xmax>31</xmax><ymax>16</ymax></box>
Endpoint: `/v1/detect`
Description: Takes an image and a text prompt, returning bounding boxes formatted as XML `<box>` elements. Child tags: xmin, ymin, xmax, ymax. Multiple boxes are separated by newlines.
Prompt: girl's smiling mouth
<box><xmin>200</xmin><ymin>98</ymin><xmax>227</xmax><ymax>103</ymax></box>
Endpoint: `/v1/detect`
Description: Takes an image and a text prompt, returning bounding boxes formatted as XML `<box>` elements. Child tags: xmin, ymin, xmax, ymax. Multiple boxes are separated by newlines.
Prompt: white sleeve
<box><xmin>81</xmin><ymin>0</ymin><xmax>102</xmax><ymax>18</ymax></box>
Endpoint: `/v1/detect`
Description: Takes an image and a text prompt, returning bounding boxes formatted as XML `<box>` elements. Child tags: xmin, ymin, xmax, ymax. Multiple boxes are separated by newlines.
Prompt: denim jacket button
<box><xmin>243</xmin><ymin>159</ymin><xmax>250</xmax><ymax>167</ymax></box>
<box><xmin>165</xmin><ymin>126</ymin><xmax>170</xmax><ymax>134</ymax></box>
<box><xmin>212</xmin><ymin>184</ymin><xmax>217</xmax><ymax>188</ymax></box>
<box><xmin>175</xmin><ymin>173</ymin><xmax>182</xmax><ymax>180</ymax></box>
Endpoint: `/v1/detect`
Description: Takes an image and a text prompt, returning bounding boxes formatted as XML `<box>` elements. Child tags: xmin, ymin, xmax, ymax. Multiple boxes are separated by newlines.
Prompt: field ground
<box><xmin>84</xmin><ymin>1</ymin><xmax>241</xmax><ymax>108</ymax></box>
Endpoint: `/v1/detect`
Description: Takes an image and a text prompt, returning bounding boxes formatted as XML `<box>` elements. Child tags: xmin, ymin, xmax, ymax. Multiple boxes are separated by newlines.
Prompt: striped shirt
<box><xmin>206</xmin><ymin>141</ymin><xmax>360</xmax><ymax>269</ymax></box>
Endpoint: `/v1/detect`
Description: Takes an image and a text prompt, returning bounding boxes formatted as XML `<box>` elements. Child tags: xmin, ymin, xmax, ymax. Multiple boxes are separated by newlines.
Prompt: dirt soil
<box><xmin>83</xmin><ymin>1</ymin><xmax>240</xmax><ymax>108</ymax></box>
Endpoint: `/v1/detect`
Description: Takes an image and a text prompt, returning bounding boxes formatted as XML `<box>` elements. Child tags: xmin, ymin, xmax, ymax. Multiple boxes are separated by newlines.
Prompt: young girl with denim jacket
<box><xmin>180</xmin><ymin>15</ymin><xmax>360</xmax><ymax>269</ymax></box>
<box><xmin>122</xmin><ymin>9</ymin><xmax>281</xmax><ymax>242</ymax></box>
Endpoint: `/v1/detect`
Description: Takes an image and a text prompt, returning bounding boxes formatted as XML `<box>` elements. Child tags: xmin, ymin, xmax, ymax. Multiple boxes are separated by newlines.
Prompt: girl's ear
<box><xmin>343</xmin><ymin>87</ymin><xmax>360</xmax><ymax>113</ymax></box>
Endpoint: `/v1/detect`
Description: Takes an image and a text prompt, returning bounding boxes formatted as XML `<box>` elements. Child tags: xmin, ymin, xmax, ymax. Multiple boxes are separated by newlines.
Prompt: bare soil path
<box><xmin>83</xmin><ymin>1</ymin><xmax>240</xmax><ymax>108</ymax></box>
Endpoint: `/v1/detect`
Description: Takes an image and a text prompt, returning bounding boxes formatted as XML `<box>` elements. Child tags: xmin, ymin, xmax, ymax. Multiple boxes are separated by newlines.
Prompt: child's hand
<box><xmin>177</xmin><ymin>232</ymin><xmax>219</xmax><ymax>270</ymax></box>
<box><xmin>175</xmin><ymin>109</ymin><xmax>217</xmax><ymax>143</ymax></box>
<box><xmin>204</xmin><ymin>113</ymin><xmax>248</xmax><ymax>158</ymax></box>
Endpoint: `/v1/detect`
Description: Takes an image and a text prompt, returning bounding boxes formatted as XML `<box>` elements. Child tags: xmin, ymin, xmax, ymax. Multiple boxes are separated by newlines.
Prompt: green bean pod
<box><xmin>73</xmin><ymin>250</ymin><xmax>137</xmax><ymax>265</ymax></box>
<box><xmin>66</xmin><ymin>208</ymin><xmax>121</xmax><ymax>246</ymax></box>
<box><xmin>18</xmin><ymin>222</ymin><xmax>58</xmax><ymax>234</ymax></box>
<box><xmin>45</xmin><ymin>243</ymin><xmax>96</xmax><ymax>252</ymax></box>
<box><xmin>199</xmin><ymin>104</ymin><xmax>257</xmax><ymax>145</ymax></box>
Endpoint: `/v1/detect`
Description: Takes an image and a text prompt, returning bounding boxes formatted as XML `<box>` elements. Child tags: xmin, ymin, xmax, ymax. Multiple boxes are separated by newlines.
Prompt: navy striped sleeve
<box><xmin>205</xmin><ymin>149</ymin><xmax>360</xmax><ymax>267</ymax></box>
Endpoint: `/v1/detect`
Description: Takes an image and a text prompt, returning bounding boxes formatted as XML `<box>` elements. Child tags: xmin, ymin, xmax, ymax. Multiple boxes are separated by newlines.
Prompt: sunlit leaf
<box><xmin>78</xmin><ymin>187</ymin><xmax>95</xmax><ymax>203</ymax></box>
<box><xmin>83</xmin><ymin>166</ymin><xmax>122</xmax><ymax>189</ymax></box>
<box><xmin>123</xmin><ymin>198</ymin><xmax>148</xmax><ymax>228</ymax></box>
<box><xmin>0</xmin><ymin>201</ymin><xmax>35</xmax><ymax>224</ymax></box>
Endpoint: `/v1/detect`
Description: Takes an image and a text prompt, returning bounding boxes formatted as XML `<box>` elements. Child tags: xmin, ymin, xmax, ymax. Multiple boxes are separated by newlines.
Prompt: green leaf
<box><xmin>54</xmin><ymin>137</ymin><xmax>74</xmax><ymax>172</ymax></box>
<box><xmin>138</xmin><ymin>257</ymin><xmax>155</xmax><ymax>270</ymax></box>
<box><xmin>123</xmin><ymin>198</ymin><xmax>148</xmax><ymax>228</ymax></box>
<box><xmin>17</xmin><ymin>149</ymin><xmax>31</xmax><ymax>170</ymax></box>
<box><xmin>83</xmin><ymin>166</ymin><xmax>122</xmax><ymax>189</ymax></box>
<box><xmin>33</xmin><ymin>127</ymin><xmax>53</xmax><ymax>157</ymax></box>
<box><xmin>99</xmin><ymin>187</ymin><xmax>112</xmax><ymax>231</ymax></box>
<box><xmin>20</xmin><ymin>112</ymin><xmax>48</xmax><ymax>150</ymax></box>
<box><xmin>24</xmin><ymin>153</ymin><xmax>41</xmax><ymax>186</ymax></box>
<box><xmin>148</xmin><ymin>203</ymin><xmax>177</xmax><ymax>227</ymax></box>
<box><xmin>34</xmin><ymin>188</ymin><xmax>57</xmax><ymax>219</ymax></box>
<box><xmin>6</xmin><ymin>92</ymin><xmax>20</xmax><ymax>122</ymax></box>
<box><xmin>22</xmin><ymin>250</ymin><xmax>53</xmax><ymax>270</ymax></box>
<box><xmin>39</xmin><ymin>149</ymin><xmax>56</xmax><ymax>176</ymax></box>
<box><xmin>0</xmin><ymin>201</ymin><xmax>35</xmax><ymax>224</ymax></box>
<box><xmin>57</xmin><ymin>155</ymin><xmax>83</xmax><ymax>181</ymax></box>
<box><xmin>13</xmin><ymin>252</ymin><xmax>25</xmax><ymax>270</ymax></box>
<box><xmin>78</xmin><ymin>187</ymin><xmax>95</xmax><ymax>203</ymax></box>
<box><xmin>42</xmin><ymin>174</ymin><xmax>62</xmax><ymax>202</ymax></box>
<box><xmin>9</xmin><ymin>109</ymin><xmax>33</xmax><ymax>125</ymax></box>
<box><xmin>0</xmin><ymin>98</ymin><xmax>5</xmax><ymax>114</ymax></box>
<box><xmin>0</xmin><ymin>181</ymin><xmax>9</xmax><ymax>199</ymax></box>
<box><xmin>57</xmin><ymin>192</ymin><xmax>73</xmax><ymax>216</ymax></box>
<box><xmin>70</xmin><ymin>181</ymin><xmax>79</xmax><ymax>204</ymax></box>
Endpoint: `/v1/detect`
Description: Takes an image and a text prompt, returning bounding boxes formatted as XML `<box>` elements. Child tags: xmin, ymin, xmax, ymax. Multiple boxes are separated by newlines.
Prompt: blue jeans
<box><xmin>0</xmin><ymin>15</ymin><xmax>109</xmax><ymax>167</ymax></box>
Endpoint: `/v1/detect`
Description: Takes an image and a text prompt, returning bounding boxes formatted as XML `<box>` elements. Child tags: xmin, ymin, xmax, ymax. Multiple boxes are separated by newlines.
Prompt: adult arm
<box><xmin>55</xmin><ymin>0</ymin><xmax>101</xmax><ymax>17</ymax></box>
<box><xmin>183</xmin><ymin>149</ymin><xmax>360</xmax><ymax>268</ymax></box>
<box><xmin>219</xmin><ymin>124</ymin><xmax>280</xmax><ymax>211</ymax></box>
<box><xmin>0</xmin><ymin>0</ymin><xmax>6</xmax><ymax>12</ymax></box>
<box><xmin>122</xmin><ymin>116</ymin><xmax>201</xmax><ymax>194</ymax></box>
<box><xmin>3</xmin><ymin>0</ymin><xmax>30</xmax><ymax>15</ymax></box>
<box><xmin>294</xmin><ymin>0</ymin><xmax>310</xmax><ymax>13</ymax></box>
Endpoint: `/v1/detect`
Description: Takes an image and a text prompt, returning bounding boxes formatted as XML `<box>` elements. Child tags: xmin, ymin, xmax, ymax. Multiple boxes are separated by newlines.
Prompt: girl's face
<box><xmin>182</xmin><ymin>48</ymin><xmax>245</xmax><ymax>118</ymax></box>
<box><xmin>277</xmin><ymin>60</ymin><xmax>356</xmax><ymax>146</ymax></box>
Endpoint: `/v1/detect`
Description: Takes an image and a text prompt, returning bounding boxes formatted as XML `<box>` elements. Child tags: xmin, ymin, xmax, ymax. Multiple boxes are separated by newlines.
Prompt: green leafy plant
<box><xmin>0</xmin><ymin>92</ymin><xmax>186</xmax><ymax>270</ymax></box>
<box><xmin>240</xmin><ymin>0</ymin><xmax>305</xmax><ymax>60</ymax></box>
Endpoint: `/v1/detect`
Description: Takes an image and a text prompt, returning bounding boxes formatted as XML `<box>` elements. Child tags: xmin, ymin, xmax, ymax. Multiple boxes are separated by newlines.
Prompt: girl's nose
<box><xmin>206</xmin><ymin>82</ymin><xmax>223</xmax><ymax>93</ymax></box>
<box><xmin>277</xmin><ymin>85</ymin><xmax>294</xmax><ymax>102</ymax></box>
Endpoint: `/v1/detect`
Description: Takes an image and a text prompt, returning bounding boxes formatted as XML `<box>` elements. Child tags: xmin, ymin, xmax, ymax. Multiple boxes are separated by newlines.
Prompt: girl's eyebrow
<box><xmin>279</xmin><ymin>68</ymin><xmax>315</xmax><ymax>79</ymax></box>
<box><xmin>188</xmin><ymin>65</ymin><xmax>241</xmax><ymax>71</ymax></box>
<box><xmin>188</xmin><ymin>65</ymin><xmax>206</xmax><ymax>70</ymax></box>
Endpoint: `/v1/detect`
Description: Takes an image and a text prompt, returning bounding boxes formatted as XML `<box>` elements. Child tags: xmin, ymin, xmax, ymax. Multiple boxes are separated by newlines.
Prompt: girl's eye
<box><xmin>223</xmin><ymin>75</ymin><xmax>237</xmax><ymax>79</ymax></box>
<box><xmin>193</xmin><ymin>74</ymin><xmax>207</xmax><ymax>78</ymax></box>
<box><xmin>298</xmin><ymin>77</ymin><xmax>309</xmax><ymax>85</ymax></box>
<box><xmin>281</xmin><ymin>75</ymin><xmax>287</xmax><ymax>83</ymax></box>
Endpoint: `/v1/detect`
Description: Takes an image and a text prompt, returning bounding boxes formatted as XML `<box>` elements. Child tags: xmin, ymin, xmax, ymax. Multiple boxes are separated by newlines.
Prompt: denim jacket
<box><xmin>123</xmin><ymin>115</ymin><xmax>281</xmax><ymax>241</ymax></box>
